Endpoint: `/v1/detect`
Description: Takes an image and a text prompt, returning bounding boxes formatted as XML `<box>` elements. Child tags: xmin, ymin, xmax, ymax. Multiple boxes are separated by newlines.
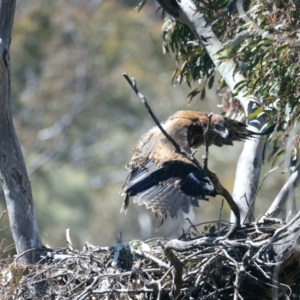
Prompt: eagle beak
<box><xmin>216</xmin><ymin>126</ymin><xmax>229</xmax><ymax>139</ymax></box>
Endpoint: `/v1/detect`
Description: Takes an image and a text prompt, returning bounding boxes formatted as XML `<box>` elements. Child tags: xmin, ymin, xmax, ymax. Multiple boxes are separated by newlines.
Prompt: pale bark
<box><xmin>157</xmin><ymin>0</ymin><xmax>265</xmax><ymax>223</ymax></box>
<box><xmin>0</xmin><ymin>0</ymin><xmax>43</xmax><ymax>264</ymax></box>
<box><xmin>263</xmin><ymin>165</ymin><xmax>300</xmax><ymax>219</ymax></box>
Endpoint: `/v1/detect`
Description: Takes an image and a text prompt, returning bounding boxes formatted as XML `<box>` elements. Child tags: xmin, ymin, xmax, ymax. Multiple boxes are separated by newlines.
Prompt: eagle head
<box><xmin>212</xmin><ymin>116</ymin><xmax>229</xmax><ymax>139</ymax></box>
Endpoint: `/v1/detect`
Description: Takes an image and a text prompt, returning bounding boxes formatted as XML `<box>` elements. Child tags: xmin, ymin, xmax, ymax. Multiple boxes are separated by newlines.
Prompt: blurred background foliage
<box><xmin>0</xmin><ymin>0</ymin><xmax>290</xmax><ymax>252</ymax></box>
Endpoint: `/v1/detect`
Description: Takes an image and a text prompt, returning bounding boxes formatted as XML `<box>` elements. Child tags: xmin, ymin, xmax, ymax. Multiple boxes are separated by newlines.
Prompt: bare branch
<box><xmin>122</xmin><ymin>72</ymin><xmax>193</xmax><ymax>159</ymax></box>
<box><xmin>263</xmin><ymin>165</ymin><xmax>300</xmax><ymax>219</ymax></box>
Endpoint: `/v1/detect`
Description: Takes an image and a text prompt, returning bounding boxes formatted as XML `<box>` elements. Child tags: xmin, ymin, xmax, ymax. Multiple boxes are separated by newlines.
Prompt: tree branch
<box><xmin>123</xmin><ymin>73</ymin><xmax>192</xmax><ymax>159</ymax></box>
<box><xmin>262</xmin><ymin>165</ymin><xmax>300</xmax><ymax>219</ymax></box>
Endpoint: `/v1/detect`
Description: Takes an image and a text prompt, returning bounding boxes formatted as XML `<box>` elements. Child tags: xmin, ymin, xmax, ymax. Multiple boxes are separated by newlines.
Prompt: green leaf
<box><xmin>200</xmin><ymin>88</ymin><xmax>206</xmax><ymax>100</ymax></box>
<box><xmin>209</xmin><ymin>225</ymin><xmax>216</xmax><ymax>234</ymax></box>
<box><xmin>272</xmin><ymin>150</ymin><xmax>286</xmax><ymax>167</ymax></box>
<box><xmin>187</xmin><ymin>88</ymin><xmax>200</xmax><ymax>103</ymax></box>
<box><xmin>247</xmin><ymin>106</ymin><xmax>264</xmax><ymax>120</ymax></box>
<box><xmin>234</xmin><ymin>80</ymin><xmax>247</xmax><ymax>90</ymax></box>
<box><xmin>136</xmin><ymin>0</ymin><xmax>147</xmax><ymax>12</ymax></box>
<box><xmin>208</xmin><ymin>75</ymin><xmax>215</xmax><ymax>89</ymax></box>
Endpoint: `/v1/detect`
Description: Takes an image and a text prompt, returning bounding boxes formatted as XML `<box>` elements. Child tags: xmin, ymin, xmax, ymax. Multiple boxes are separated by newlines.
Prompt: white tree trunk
<box><xmin>0</xmin><ymin>0</ymin><xmax>43</xmax><ymax>264</ymax></box>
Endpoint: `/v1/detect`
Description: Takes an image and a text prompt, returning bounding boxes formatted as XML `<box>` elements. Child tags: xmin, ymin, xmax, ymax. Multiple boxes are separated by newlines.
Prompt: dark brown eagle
<box><xmin>121</xmin><ymin>110</ymin><xmax>274</xmax><ymax>219</ymax></box>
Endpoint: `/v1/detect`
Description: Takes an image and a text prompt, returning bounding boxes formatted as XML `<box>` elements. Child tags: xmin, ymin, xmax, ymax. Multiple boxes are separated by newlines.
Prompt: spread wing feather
<box><xmin>122</xmin><ymin>158</ymin><xmax>216</xmax><ymax>219</ymax></box>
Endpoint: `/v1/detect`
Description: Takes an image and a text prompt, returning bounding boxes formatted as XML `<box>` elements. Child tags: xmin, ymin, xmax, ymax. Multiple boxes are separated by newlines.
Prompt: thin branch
<box><xmin>0</xmin><ymin>210</ymin><xmax>6</xmax><ymax>222</ymax></box>
<box><xmin>66</xmin><ymin>228</ymin><xmax>74</xmax><ymax>251</ymax></box>
<box><xmin>263</xmin><ymin>164</ymin><xmax>300</xmax><ymax>219</ymax></box>
<box><xmin>218</xmin><ymin>199</ymin><xmax>224</xmax><ymax>236</ymax></box>
<box><xmin>185</xmin><ymin>217</ymin><xmax>203</xmax><ymax>237</ymax></box>
<box><xmin>122</xmin><ymin>73</ymin><xmax>192</xmax><ymax>159</ymax></box>
<box><xmin>203</xmin><ymin>167</ymin><xmax>240</xmax><ymax>236</ymax></box>
<box><xmin>203</xmin><ymin>112</ymin><xmax>213</xmax><ymax>170</ymax></box>
<box><xmin>242</xmin><ymin>193</ymin><xmax>254</xmax><ymax>224</ymax></box>
<box><xmin>134</xmin><ymin>249</ymin><xmax>170</xmax><ymax>270</ymax></box>
<box><xmin>14</xmin><ymin>247</ymin><xmax>49</xmax><ymax>264</ymax></box>
<box><xmin>159</xmin><ymin>240</ymin><xmax>183</xmax><ymax>298</ymax></box>
<box><xmin>244</xmin><ymin>166</ymin><xmax>280</xmax><ymax>223</ymax></box>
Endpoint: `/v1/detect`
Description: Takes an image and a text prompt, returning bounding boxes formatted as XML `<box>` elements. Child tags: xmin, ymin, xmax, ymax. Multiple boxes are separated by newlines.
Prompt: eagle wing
<box><xmin>122</xmin><ymin>139</ymin><xmax>216</xmax><ymax>219</ymax></box>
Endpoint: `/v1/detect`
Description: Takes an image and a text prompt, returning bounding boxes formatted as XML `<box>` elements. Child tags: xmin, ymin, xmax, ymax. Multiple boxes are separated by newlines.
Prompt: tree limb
<box><xmin>262</xmin><ymin>164</ymin><xmax>300</xmax><ymax>219</ymax></box>
<box><xmin>122</xmin><ymin>73</ymin><xmax>193</xmax><ymax>159</ymax></box>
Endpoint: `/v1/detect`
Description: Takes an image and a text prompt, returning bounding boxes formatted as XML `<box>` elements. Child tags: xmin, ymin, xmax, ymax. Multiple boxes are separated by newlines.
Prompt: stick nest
<box><xmin>1</xmin><ymin>218</ymin><xmax>300</xmax><ymax>300</ymax></box>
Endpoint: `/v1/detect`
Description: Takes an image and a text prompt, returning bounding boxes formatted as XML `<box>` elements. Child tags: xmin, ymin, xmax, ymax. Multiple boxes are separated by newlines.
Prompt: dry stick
<box><xmin>0</xmin><ymin>210</ymin><xmax>6</xmax><ymax>222</ymax></box>
<box><xmin>134</xmin><ymin>249</ymin><xmax>170</xmax><ymax>269</ymax></box>
<box><xmin>244</xmin><ymin>193</ymin><xmax>256</xmax><ymax>223</ymax></box>
<box><xmin>73</xmin><ymin>276</ymin><xmax>100</xmax><ymax>300</ymax></box>
<box><xmin>243</xmin><ymin>165</ymin><xmax>280</xmax><ymax>224</ymax></box>
<box><xmin>220</xmin><ymin>248</ymin><xmax>241</xmax><ymax>300</ymax></box>
<box><xmin>159</xmin><ymin>240</ymin><xmax>183</xmax><ymax>299</ymax></box>
<box><xmin>185</xmin><ymin>217</ymin><xmax>203</xmax><ymax>236</ymax></box>
<box><xmin>122</xmin><ymin>72</ymin><xmax>240</xmax><ymax>237</ymax></box>
<box><xmin>203</xmin><ymin>113</ymin><xmax>213</xmax><ymax>170</ymax></box>
<box><xmin>123</xmin><ymin>72</ymin><xmax>192</xmax><ymax>160</ymax></box>
<box><xmin>205</xmin><ymin>168</ymin><xmax>240</xmax><ymax>237</ymax></box>
<box><xmin>0</xmin><ymin>211</ymin><xmax>7</xmax><ymax>233</ymax></box>
<box><xmin>14</xmin><ymin>247</ymin><xmax>50</xmax><ymax>264</ymax></box>
<box><xmin>218</xmin><ymin>199</ymin><xmax>224</xmax><ymax>236</ymax></box>
<box><xmin>66</xmin><ymin>228</ymin><xmax>73</xmax><ymax>250</ymax></box>
<box><xmin>86</xmin><ymin>287</ymin><xmax>158</xmax><ymax>295</ymax></box>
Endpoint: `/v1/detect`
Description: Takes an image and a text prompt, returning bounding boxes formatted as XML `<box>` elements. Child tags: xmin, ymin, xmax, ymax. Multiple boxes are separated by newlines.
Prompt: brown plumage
<box><xmin>121</xmin><ymin>110</ymin><xmax>274</xmax><ymax>219</ymax></box>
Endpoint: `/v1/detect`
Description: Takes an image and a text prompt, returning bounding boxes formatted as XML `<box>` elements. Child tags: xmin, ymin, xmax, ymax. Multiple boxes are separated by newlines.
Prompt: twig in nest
<box><xmin>66</xmin><ymin>228</ymin><xmax>73</xmax><ymax>250</ymax></box>
<box><xmin>185</xmin><ymin>217</ymin><xmax>204</xmax><ymax>237</ymax></box>
<box><xmin>244</xmin><ymin>165</ymin><xmax>280</xmax><ymax>224</ymax></box>
<box><xmin>218</xmin><ymin>199</ymin><xmax>224</xmax><ymax>236</ymax></box>
<box><xmin>242</xmin><ymin>193</ymin><xmax>255</xmax><ymax>223</ymax></box>
<box><xmin>134</xmin><ymin>249</ymin><xmax>169</xmax><ymax>269</ymax></box>
<box><xmin>14</xmin><ymin>247</ymin><xmax>51</xmax><ymax>264</ymax></box>
<box><xmin>220</xmin><ymin>248</ymin><xmax>242</xmax><ymax>300</ymax></box>
<box><xmin>158</xmin><ymin>240</ymin><xmax>183</xmax><ymax>299</ymax></box>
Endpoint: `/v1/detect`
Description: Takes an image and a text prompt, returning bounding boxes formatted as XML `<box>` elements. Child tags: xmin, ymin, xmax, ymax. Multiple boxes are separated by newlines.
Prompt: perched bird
<box><xmin>121</xmin><ymin>110</ymin><xmax>274</xmax><ymax>219</ymax></box>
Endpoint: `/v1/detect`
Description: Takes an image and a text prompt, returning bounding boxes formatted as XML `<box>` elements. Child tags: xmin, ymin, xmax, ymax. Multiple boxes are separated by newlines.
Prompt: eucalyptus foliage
<box><xmin>142</xmin><ymin>0</ymin><xmax>300</xmax><ymax>170</ymax></box>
